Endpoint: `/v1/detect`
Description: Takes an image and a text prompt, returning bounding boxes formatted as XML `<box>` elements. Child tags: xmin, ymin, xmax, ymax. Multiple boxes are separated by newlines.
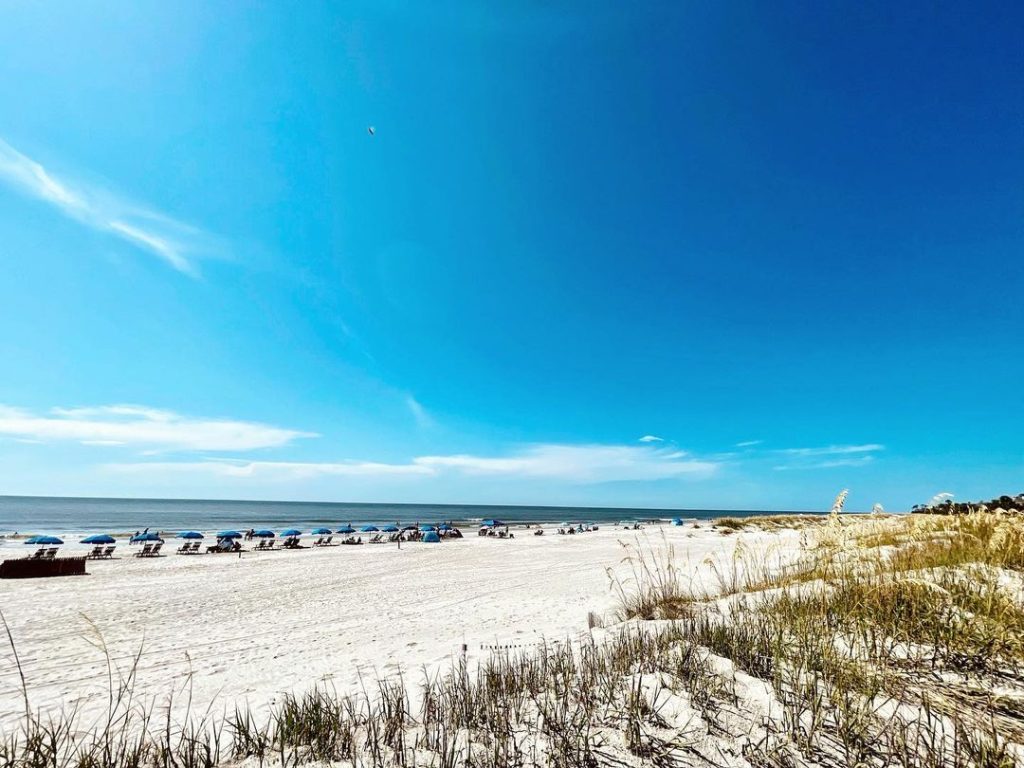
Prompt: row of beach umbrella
<box><xmin>179</xmin><ymin>523</ymin><xmax>457</xmax><ymax>540</ymax></box>
<box><xmin>24</xmin><ymin>520</ymin><xmax>494</xmax><ymax>547</ymax></box>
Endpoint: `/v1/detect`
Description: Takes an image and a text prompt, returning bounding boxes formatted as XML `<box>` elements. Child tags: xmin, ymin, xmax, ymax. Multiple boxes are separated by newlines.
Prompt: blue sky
<box><xmin>0</xmin><ymin>2</ymin><xmax>1020</xmax><ymax>511</ymax></box>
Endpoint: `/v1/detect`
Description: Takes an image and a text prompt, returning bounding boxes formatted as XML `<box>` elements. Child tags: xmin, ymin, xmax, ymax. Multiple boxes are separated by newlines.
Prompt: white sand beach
<box><xmin>0</xmin><ymin>525</ymin><xmax>793</xmax><ymax>730</ymax></box>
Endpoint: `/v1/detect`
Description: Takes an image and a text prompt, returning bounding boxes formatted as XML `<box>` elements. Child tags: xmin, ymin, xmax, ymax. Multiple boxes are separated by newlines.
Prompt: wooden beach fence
<box><xmin>0</xmin><ymin>556</ymin><xmax>86</xmax><ymax>579</ymax></box>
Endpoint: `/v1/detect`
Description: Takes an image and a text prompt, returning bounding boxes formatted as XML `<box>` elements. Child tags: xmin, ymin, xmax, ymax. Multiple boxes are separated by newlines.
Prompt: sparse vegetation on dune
<box><xmin>2</xmin><ymin>506</ymin><xmax>1023</xmax><ymax>766</ymax></box>
<box><xmin>616</xmin><ymin>506</ymin><xmax>1024</xmax><ymax>766</ymax></box>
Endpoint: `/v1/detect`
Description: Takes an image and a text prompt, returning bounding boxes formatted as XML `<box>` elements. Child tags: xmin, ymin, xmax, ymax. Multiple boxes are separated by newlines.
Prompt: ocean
<box><xmin>0</xmin><ymin>495</ymin><xmax>804</xmax><ymax>537</ymax></box>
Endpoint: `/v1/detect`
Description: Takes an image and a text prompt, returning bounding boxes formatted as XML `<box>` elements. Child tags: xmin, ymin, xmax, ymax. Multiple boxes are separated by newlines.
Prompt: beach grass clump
<box><xmin>608</xmin><ymin>534</ymin><xmax>692</xmax><ymax>620</ymax></box>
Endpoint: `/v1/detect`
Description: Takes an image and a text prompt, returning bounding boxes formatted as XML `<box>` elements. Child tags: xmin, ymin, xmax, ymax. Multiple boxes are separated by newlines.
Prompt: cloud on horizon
<box><xmin>106</xmin><ymin>442</ymin><xmax>721</xmax><ymax>484</ymax></box>
<box><xmin>638</xmin><ymin>435</ymin><xmax>664</xmax><ymax>443</ymax></box>
<box><xmin>0</xmin><ymin>137</ymin><xmax>210</xmax><ymax>275</ymax></box>
<box><xmin>0</xmin><ymin>404</ymin><xmax>316</xmax><ymax>451</ymax></box>
<box><xmin>107</xmin><ymin>458</ymin><xmax>432</xmax><ymax>480</ymax></box>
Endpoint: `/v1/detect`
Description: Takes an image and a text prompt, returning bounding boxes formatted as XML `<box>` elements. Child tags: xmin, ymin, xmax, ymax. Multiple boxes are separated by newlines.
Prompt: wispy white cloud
<box><xmin>106</xmin><ymin>459</ymin><xmax>430</xmax><ymax>480</ymax></box>
<box><xmin>770</xmin><ymin>443</ymin><xmax>883</xmax><ymax>471</ymax></box>
<box><xmin>105</xmin><ymin>442</ymin><xmax>721</xmax><ymax>484</ymax></box>
<box><xmin>405</xmin><ymin>395</ymin><xmax>434</xmax><ymax>428</ymax></box>
<box><xmin>0</xmin><ymin>137</ymin><xmax>209</xmax><ymax>275</ymax></box>
<box><xmin>736</xmin><ymin>439</ymin><xmax>763</xmax><ymax>448</ymax></box>
<box><xmin>0</xmin><ymin>404</ymin><xmax>315</xmax><ymax>451</ymax></box>
<box><xmin>414</xmin><ymin>443</ymin><xmax>716</xmax><ymax>483</ymax></box>
<box><xmin>774</xmin><ymin>455</ymin><xmax>877</xmax><ymax>471</ymax></box>
<box><xmin>638</xmin><ymin>435</ymin><xmax>664</xmax><ymax>443</ymax></box>
<box><xmin>777</xmin><ymin>444</ymin><xmax>884</xmax><ymax>457</ymax></box>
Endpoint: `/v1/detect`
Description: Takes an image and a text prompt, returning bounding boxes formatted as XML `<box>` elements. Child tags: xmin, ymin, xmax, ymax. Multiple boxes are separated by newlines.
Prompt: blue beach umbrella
<box><xmin>130</xmin><ymin>532</ymin><xmax>162</xmax><ymax>543</ymax></box>
<box><xmin>217</xmin><ymin>530</ymin><xmax>243</xmax><ymax>539</ymax></box>
<box><xmin>336</xmin><ymin>525</ymin><xmax>356</xmax><ymax>534</ymax></box>
<box><xmin>25</xmin><ymin>535</ymin><xmax>63</xmax><ymax>545</ymax></box>
<box><xmin>419</xmin><ymin>525</ymin><xmax>436</xmax><ymax>532</ymax></box>
<box><xmin>438</xmin><ymin>523</ymin><xmax>452</xmax><ymax>531</ymax></box>
<box><xmin>381</xmin><ymin>525</ymin><xmax>399</xmax><ymax>533</ymax></box>
<box><xmin>81</xmin><ymin>534</ymin><xmax>116</xmax><ymax>544</ymax></box>
<box><xmin>280</xmin><ymin>529</ymin><xmax>302</xmax><ymax>537</ymax></box>
<box><xmin>422</xmin><ymin>531</ymin><xmax>441</xmax><ymax>543</ymax></box>
<box><xmin>481</xmin><ymin>519</ymin><xmax>504</xmax><ymax>527</ymax></box>
<box><xmin>401</xmin><ymin>524</ymin><xmax>418</xmax><ymax>531</ymax></box>
<box><xmin>360</xmin><ymin>525</ymin><xmax>379</xmax><ymax>533</ymax></box>
<box><xmin>177</xmin><ymin>531</ymin><xmax>204</xmax><ymax>539</ymax></box>
<box><xmin>252</xmin><ymin>529</ymin><xmax>275</xmax><ymax>538</ymax></box>
<box><xmin>671</xmin><ymin>517</ymin><xmax>683</xmax><ymax>526</ymax></box>
<box><xmin>311</xmin><ymin>527</ymin><xmax>333</xmax><ymax>535</ymax></box>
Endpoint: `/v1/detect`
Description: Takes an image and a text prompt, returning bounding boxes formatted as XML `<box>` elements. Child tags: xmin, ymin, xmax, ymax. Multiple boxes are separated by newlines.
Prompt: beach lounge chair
<box><xmin>254</xmin><ymin>540</ymin><xmax>266</xmax><ymax>551</ymax></box>
<box><xmin>102</xmin><ymin>545</ymin><xmax>116</xmax><ymax>558</ymax></box>
<box><xmin>28</xmin><ymin>548</ymin><xmax>45</xmax><ymax>560</ymax></box>
<box><xmin>136</xmin><ymin>543</ymin><xmax>154</xmax><ymax>557</ymax></box>
<box><xmin>313</xmin><ymin>536</ymin><xmax>324</xmax><ymax>547</ymax></box>
<box><xmin>151</xmin><ymin>542</ymin><xmax>163</xmax><ymax>557</ymax></box>
<box><xmin>189</xmin><ymin>541</ymin><xmax>201</xmax><ymax>553</ymax></box>
<box><xmin>87</xmin><ymin>545</ymin><xmax>104</xmax><ymax>559</ymax></box>
<box><xmin>323</xmin><ymin>535</ymin><xmax>334</xmax><ymax>546</ymax></box>
<box><xmin>44</xmin><ymin>548</ymin><xmax>58</xmax><ymax>559</ymax></box>
<box><xmin>176</xmin><ymin>542</ymin><xmax>192</xmax><ymax>554</ymax></box>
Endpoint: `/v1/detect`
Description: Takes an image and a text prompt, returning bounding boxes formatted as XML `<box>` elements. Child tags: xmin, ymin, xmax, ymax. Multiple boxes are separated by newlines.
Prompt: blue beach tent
<box><xmin>25</xmin><ymin>535</ymin><xmax>63</xmax><ymax>545</ymax></box>
<box><xmin>422</xmin><ymin>531</ymin><xmax>441</xmax><ymax>543</ymax></box>
<box><xmin>481</xmin><ymin>519</ymin><xmax>504</xmax><ymax>527</ymax></box>
<box><xmin>81</xmin><ymin>534</ymin><xmax>116</xmax><ymax>544</ymax></box>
